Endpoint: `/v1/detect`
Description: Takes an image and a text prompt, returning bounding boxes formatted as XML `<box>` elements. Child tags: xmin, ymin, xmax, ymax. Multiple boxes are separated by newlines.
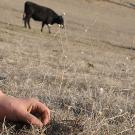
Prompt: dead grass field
<box><xmin>0</xmin><ymin>0</ymin><xmax>135</xmax><ymax>134</ymax></box>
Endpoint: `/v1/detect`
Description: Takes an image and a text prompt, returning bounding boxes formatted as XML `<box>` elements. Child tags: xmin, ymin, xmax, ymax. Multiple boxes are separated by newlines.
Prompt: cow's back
<box><xmin>24</xmin><ymin>1</ymin><xmax>58</xmax><ymax>21</ymax></box>
<box><xmin>24</xmin><ymin>1</ymin><xmax>38</xmax><ymax>14</ymax></box>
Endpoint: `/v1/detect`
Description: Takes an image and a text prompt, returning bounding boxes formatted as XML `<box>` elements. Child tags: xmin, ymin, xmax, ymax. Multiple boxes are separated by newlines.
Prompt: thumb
<box><xmin>23</xmin><ymin>113</ymin><xmax>43</xmax><ymax>127</ymax></box>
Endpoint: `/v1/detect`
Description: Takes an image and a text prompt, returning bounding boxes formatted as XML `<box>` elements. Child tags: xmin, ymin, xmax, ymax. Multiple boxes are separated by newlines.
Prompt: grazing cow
<box><xmin>23</xmin><ymin>1</ymin><xmax>64</xmax><ymax>33</ymax></box>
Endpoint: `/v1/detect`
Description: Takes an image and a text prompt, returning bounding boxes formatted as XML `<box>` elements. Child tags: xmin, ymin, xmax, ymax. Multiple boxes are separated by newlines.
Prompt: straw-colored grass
<box><xmin>0</xmin><ymin>0</ymin><xmax>135</xmax><ymax>134</ymax></box>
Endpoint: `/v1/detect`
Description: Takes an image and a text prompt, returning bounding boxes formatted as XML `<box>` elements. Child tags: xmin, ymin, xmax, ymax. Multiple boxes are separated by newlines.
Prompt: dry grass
<box><xmin>0</xmin><ymin>24</ymin><xmax>135</xmax><ymax>135</ymax></box>
<box><xmin>0</xmin><ymin>0</ymin><xmax>135</xmax><ymax>134</ymax></box>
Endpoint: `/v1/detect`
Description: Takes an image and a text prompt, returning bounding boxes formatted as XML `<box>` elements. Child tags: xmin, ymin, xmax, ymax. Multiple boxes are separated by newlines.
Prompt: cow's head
<box><xmin>57</xmin><ymin>16</ymin><xmax>64</xmax><ymax>29</ymax></box>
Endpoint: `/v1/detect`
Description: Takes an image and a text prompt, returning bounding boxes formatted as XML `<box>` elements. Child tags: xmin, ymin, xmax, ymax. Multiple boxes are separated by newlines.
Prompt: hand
<box><xmin>0</xmin><ymin>91</ymin><xmax>50</xmax><ymax>127</ymax></box>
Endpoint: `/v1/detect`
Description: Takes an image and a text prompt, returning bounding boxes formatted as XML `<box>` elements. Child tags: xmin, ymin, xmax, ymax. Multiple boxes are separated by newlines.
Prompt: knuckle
<box><xmin>29</xmin><ymin>98</ymin><xmax>39</xmax><ymax>103</ymax></box>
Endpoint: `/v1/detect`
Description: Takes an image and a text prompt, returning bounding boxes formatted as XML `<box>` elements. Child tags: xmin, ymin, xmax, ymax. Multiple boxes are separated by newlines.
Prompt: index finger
<box><xmin>35</xmin><ymin>101</ymin><xmax>50</xmax><ymax>125</ymax></box>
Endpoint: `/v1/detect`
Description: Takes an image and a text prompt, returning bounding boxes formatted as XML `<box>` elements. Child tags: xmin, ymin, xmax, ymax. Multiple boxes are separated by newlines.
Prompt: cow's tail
<box><xmin>23</xmin><ymin>12</ymin><xmax>26</xmax><ymax>20</ymax></box>
<box><xmin>23</xmin><ymin>2</ymin><xmax>28</xmax><ymax>21</ymax></box>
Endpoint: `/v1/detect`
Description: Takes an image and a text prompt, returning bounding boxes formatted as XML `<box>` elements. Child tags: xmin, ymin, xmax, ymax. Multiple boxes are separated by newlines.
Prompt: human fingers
<box><xmin>34</xmin><ymin>101</ymin><xmax>50</xmax><ymax>125</ymax></box>
<box><xmin>21</xmin><ymin>112</ymin><xmax>43</xmax><ymax>127</ymax></box>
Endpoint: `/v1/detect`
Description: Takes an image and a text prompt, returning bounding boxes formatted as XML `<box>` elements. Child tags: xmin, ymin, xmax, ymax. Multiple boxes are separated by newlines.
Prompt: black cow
<box><xmin>23</xmin><ymin>1</ymin><xmax>64</xmax><ymax>33</ymax></box>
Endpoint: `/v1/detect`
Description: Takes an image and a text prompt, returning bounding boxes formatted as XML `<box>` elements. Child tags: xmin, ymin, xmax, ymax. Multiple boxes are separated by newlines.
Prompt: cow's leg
<box><xmin>23</xmin><ymin>13</ymin><xmax>27</xmax><ymax>28</ymax></box>
<box><xmin>23</xmin><ymin>14</ymin><xmax>27</xmax><ymax>28</ymax></box>
<box><xmin>47</xmin><ymin>17</ymin><xmax>53</xmax><ymax>33</ymax></box>
<box><xmin>47</xmin><ymin>24</ymin><xmax>51</xmax><ymax>34</ymax></box>
<box><xmin>24</xmin><ymin>19</ymin><xmax>27</xmax><ymax>28</ymax></box>
<box><xmin>24</xmin><ymin>16</ymin><xmax>31</xmax><ymax>29</ymax></box>
<box><xmin>27</xmin><ymin>18</ymin><xmax>31</xmax><ymax>29</ymax></box>
<box><xmin>41</xmin><ymin>22</ymin><xmax>45</xmax><ymax>32</ymax></box>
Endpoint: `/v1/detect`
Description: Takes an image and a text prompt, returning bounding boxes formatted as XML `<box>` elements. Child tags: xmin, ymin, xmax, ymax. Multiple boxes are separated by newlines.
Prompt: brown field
<box><xmin>0</xmin><ymin>0</ymin><xmax>135</xmax><ymax>134</ymax></box>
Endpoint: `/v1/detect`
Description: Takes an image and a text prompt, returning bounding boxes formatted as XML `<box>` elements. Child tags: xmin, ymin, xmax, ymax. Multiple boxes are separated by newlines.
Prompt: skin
<box><xmin>0</xmin><ymin>90</ymin><xmax>50</xmax><ymax>128</ymax></box>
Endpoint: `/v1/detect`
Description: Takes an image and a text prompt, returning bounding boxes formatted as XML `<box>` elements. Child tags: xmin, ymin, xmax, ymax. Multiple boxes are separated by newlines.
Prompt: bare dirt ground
<box><xmin>0</xmin><ymin>0</ymin><xmax>135</xmax><ymax>134</ymax></box>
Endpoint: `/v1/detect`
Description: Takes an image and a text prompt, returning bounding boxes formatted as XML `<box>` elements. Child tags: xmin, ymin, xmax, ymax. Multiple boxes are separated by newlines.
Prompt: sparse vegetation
<box><xmin>0</xmin><ymin>0</ymin><xmax>135</xmax><ymax>134</ymax></box>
